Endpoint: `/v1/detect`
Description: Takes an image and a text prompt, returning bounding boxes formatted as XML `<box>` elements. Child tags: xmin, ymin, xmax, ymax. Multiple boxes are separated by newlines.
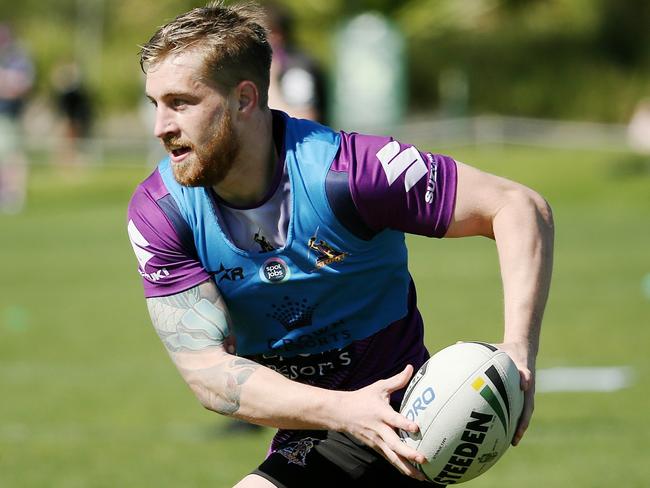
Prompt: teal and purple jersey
<box><xmin>127</xmin><ymin>111</ymin><xmax>457</xmax><ymax>410</ymax></box>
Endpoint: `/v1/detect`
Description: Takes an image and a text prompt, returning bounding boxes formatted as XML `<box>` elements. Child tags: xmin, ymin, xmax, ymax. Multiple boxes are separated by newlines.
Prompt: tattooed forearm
<box><xmin>146</xmin><ymin>281</ymin><xmax>230</xmax><ymax>353</ymax></box>
<box><xmin>145</xmin><ymin>281</ymin><xmax>263</xmax><ymax>418</ymax></box>
<box><xmin>190</xmin><ymin>357</ymin><xmax>260</xmax><ymax>415</ymax></box>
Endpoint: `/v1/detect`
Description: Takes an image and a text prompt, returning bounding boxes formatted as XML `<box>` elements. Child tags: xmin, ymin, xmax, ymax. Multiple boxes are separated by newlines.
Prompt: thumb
<box><xmin>384</xmin><ymin>364</ymin><xmax>414</xmax><ymax>393</ymax></box>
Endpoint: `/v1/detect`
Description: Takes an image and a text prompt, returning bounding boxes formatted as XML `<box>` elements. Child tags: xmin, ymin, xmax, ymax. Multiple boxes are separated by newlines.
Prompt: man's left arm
<box><xmin>445</xmin><ymin>161</ymin><xmax>555</xmax><ymax>446</ymax></box>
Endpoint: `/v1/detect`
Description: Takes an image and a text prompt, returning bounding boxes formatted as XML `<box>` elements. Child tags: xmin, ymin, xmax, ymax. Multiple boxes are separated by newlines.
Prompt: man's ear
<box><xmin>234</xmin><ymin>80</ymin><xmax>259</xmax><ymax>115</ymax></box>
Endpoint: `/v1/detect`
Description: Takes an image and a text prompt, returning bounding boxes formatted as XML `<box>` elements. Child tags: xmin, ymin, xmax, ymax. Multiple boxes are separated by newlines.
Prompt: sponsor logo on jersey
<box><xmin>259</xmin><ymin>257</ymin><xmax>291</xmax><ymax>283</ymax></box>
<box><xmin>266</xmin><ymin>296</ymin><xmax>352</xmax><ymax>354</ymax></box>
<box><xmin>376</xmin><ymin>140</ymin><xmax>428</xmax><ymax>192</ymax></box>
<box><xmin>138</xmin><ymin>268</ymin><xmax>170</xmax><ymax>282</ymax></box>
<box><xmin>127</xmin><ymin>220</ymin><xmax>171</xmax><ymax>282</ymax></box>
<box><xmin>259</xmin><ymin>348</ymin><xmax>353</xmax><ymax>381</ymax></box>
<box><xmin>210</xmin><ymin>263</ymin><xmax>245</xmax><ymax>282</ymax></box>
<box><xmin>267</xmin><ymin>319</ymin><xmax>351</xmax><ymax>354</ymax></box>
<box><xmin>277</xmin><ymin>437</ymin><xmax>319</xmax><ymax>466</ymax></box>
<box><xmin>268</xmin><ymin>296</ymin><xmax>316</xmax><ymax>331</ymax></box>
<box><xmin>424</xmin><ymin>153</ymin><xmax>439</xmax><ymax>204</ymax></box>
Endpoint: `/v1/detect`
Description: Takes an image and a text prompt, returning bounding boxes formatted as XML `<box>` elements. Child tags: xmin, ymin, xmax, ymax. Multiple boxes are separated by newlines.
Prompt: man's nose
<box><xmin>153</xmin><ymin>107</ymin><xmax>178</xmax><ymax>139</ymax></box>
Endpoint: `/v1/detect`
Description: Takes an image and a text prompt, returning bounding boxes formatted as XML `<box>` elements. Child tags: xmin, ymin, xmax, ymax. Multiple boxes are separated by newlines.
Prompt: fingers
<box><xmin>492</xmin><ymin>342</ymin><xmax>536</xmax><ymax>446</ymax></box>
<box><xmin>382</xmin><ymin>411</ymin><xmax>427</xmax><ymax>479</ymax></box>
<box><xmin>512</xmin><ymin>386</ymin><xmax>535</xmax><ymax>446</ymax></box>
<box><xmin>380</xmin><ymin>366</ymin><xmax>419</xmax><ymax>434</ymax></box>
<box><xmin>378</xmin><ymin>444</ymin><xmax>428</xmax><ymax>481</ymax></box>
<box><xmin>387</xmin><ymin>408</ymin><xmax>419</xmax><ymax>436</ymax></box>
<box><xmin>366</xmin><ymin>426</ymin><xmax>427</xmax><ymax>481</ymax></box>
<box><xmin>348</xmin><ymin>365</ymin><xmax>429</xmax><ymax>480</ymax></box>
<box><xmin>383</xmin><ymin>364</ymin><xmax>414</xmax><ymax>393</ymax></box>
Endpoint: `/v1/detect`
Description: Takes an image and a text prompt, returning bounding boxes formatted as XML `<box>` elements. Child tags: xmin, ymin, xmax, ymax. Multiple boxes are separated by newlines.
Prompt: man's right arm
<box><xmin>146</xmin><ymin>278</ymin><xmax>427</xmax><ymax>480</ymax></box>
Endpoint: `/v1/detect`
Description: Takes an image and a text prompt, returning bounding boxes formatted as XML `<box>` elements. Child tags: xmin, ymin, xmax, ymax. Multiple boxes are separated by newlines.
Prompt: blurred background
<box><xmin>1</xmin><ymin>0</ymin><xmax>648</xmax><ymax>486</ymax></box>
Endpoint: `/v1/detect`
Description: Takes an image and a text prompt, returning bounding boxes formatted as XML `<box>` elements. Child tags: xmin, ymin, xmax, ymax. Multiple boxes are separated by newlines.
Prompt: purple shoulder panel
<box><xmin>335</xmin><ymin>131</ymin><xmax>457</xmax><ymax>238</ymax></box>
<box><xmin>126</xmin><ymin>169</ymin><xmax>210</xmax><ymax>297</ymax></box>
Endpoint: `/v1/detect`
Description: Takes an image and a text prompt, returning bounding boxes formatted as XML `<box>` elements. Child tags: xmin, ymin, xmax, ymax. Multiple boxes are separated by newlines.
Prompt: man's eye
<box><xmin>172</xmin><ymin>99</ymin><xmax>186</xmax><ymax>108</ymax></box>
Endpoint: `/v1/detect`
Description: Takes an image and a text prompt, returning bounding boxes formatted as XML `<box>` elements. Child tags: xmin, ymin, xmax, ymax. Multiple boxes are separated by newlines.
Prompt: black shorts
<box><xmin>252</xmin><ymin>430</ymin><xmax>430</xmax><ymax>488</ymax></box>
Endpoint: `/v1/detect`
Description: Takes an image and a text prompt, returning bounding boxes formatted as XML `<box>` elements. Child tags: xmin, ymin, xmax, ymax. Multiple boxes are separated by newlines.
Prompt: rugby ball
<box><xmin>399</xmin><ymin>342</ymin><xmax>524</xmax><ymax>485</ymax></box>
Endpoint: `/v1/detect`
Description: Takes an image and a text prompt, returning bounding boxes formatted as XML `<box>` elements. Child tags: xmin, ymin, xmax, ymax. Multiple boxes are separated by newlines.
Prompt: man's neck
<box><xmin>213</xmin><ymin>109</ymin><xmax>277</xmax><ymax>207</ymax></box>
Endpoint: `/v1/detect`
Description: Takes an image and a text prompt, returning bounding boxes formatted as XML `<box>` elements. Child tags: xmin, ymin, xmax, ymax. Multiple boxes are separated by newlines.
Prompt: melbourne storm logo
<box><xmin>278</xmin><ymin>437</ymin><xmax>319</xmax><ymax>466</ymax></box>
<box><xmin>306</xmin><ymin>228</ymin><xmax>349</xmax><ymax>270</ymax></box>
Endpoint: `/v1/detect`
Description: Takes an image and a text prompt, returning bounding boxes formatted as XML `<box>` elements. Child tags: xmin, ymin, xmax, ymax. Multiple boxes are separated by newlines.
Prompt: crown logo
<box><xmin>267</xmin><ymin>296</ymin><xmax>316</xmax><ymax>331</ymax></box>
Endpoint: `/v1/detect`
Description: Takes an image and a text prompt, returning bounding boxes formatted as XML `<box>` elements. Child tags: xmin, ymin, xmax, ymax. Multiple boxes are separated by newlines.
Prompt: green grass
<box><xmin>1</xmin><ymin>145</ymin><xmax>648</xmax><ymax>487</ymax></box>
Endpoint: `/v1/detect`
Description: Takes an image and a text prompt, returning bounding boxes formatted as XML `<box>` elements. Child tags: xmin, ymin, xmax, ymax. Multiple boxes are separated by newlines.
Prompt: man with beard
<box><xmin>126</xmin><ymin>2</ymin><xmax>554</xmax><ymax>487</ymax></box>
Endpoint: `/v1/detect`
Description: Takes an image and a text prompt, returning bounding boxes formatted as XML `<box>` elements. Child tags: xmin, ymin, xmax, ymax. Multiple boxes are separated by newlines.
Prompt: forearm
<box><xmin>441</xmin><ymin>162</ymin><xmax>552</xmax><ymax>444</ymax></box>
<box><xmin>492</xmin><ymin>186</ymin><xmax>554</xmax><ymax>361</ymax></box>
<box><xmin>173</xmin><ymin>346</ymin><xmax>344</xmax><ymax>430</ymax></box>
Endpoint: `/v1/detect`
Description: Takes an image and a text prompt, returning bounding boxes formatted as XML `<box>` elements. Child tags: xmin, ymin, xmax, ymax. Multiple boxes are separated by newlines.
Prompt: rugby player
<box><xmin>127</xmin><ymin>2</ymin><xmax>554</xmax><ymax>486</ymax></box>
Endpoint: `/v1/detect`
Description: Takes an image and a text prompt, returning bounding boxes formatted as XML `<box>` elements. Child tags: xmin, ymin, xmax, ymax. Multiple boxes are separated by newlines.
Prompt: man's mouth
<box><xmin>168</xmin><ymin>146</ymin><xmax>192</xmax><ymax>162</ymax></box>
<box><xmin>171</xmin><ymin>147</ymin><xmax>190</xmax><ymax>157</ymax></box>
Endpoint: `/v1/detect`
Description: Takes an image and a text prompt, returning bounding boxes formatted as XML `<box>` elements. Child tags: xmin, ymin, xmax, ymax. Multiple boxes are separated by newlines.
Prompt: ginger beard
<box><xmin>165</xmin><ymin>109</ymin><xmax>240</xmax><ymax>188</ymax></box>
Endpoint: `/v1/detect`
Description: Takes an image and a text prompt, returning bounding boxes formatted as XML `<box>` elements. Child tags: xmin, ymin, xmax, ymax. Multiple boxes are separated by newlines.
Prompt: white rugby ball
<box><xmin>399</xmin><ymin>342</ymin><xmax>524</xmax><ymax>485</ymax></box>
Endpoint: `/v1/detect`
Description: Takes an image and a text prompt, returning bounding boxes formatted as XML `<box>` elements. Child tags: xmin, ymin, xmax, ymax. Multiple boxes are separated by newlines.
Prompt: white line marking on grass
<box><xmin>536</xmin><ymin>366</ymin><xmax>635</xmax><ymax>393</ymax></box>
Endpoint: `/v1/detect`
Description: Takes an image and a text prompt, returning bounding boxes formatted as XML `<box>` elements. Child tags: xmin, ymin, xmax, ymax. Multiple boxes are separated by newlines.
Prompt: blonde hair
<box><xmin>140</xmin><ymin>1</ymin><xmax>272</xmax><ymax>107</ymax></box>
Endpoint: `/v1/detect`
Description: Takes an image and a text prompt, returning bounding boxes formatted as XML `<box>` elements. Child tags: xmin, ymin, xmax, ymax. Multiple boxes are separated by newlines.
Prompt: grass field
<box><xmin>1</xmin><ymin>143</ymin><xmax>648</xmax><ymax>487</ymax></box>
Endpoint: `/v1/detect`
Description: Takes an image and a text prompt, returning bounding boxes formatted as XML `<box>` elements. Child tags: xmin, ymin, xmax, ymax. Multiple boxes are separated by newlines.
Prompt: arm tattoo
<box><xmin>146</xmin><ymin>282</ymin><xmax>230</xmax><ymax>353</ymax></box>
<box><xmin>146</xmin><ymin>281</ymin><xmax>260</xmax><ymax>416</ymax></box>
<box><xmin>200</xmin><ymin>357</ymin><xmax>259</xmax><ymax>415</ymax></box>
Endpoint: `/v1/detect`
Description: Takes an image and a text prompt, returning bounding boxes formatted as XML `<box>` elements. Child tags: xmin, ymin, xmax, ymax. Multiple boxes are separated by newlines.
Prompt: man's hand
<box><xmin>337</xmin><ymin>365</ymin><xmax>428</xmax><ymax>481</ymax></box>
<box><xmin>494</xmin><ymin>341</ymin><xmax>536</xmax><ymax>446</ymax></box>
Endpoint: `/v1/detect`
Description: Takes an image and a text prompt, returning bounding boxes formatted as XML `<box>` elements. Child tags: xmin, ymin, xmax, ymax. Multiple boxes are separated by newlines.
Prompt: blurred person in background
<box><xmin>51</xmin><ymin>61</ymin><xmax>94</xmax><ymax>168</ymax></box>
<box><xmin>128</xmin><ymin>2</ymin><xmax>554</xmax><ymax>486</ymax></box>
<box><xmin>0</xmin><ymin>23</ymin><xmax>34</xmax><ymax>214</ymax></box>
<box><xmin>627</xmin><ymin>98</ymin><xmax>650</xmax><ymax>162</ymax></box>
<box><xmin>265</xmin><ymin>1</ymin><xmax>327</xmax><ymax>124</ymax></box>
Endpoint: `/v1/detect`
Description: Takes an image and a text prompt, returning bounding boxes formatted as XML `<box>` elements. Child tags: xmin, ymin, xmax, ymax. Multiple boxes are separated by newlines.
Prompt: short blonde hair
<box><xmin>140</xmin><ymin>1</ymin><xmax>272</xmax><ymax>107</ymax></box>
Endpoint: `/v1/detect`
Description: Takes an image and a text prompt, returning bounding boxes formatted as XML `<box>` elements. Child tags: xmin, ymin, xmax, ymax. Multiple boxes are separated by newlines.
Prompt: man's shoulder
<box><xmin>127</xmin><ymin>165</ymin><xmax>174</xmax><ymax>227</ymax></box>
<box><xmin>129</xmin><ymin>163</ymin><xmax>171</xmax><ymax>206</ymax></box>
<box><xmin>284</xmin><ymin>114</ymin><xmax>339</xmax><ymax>149</ymax></box>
